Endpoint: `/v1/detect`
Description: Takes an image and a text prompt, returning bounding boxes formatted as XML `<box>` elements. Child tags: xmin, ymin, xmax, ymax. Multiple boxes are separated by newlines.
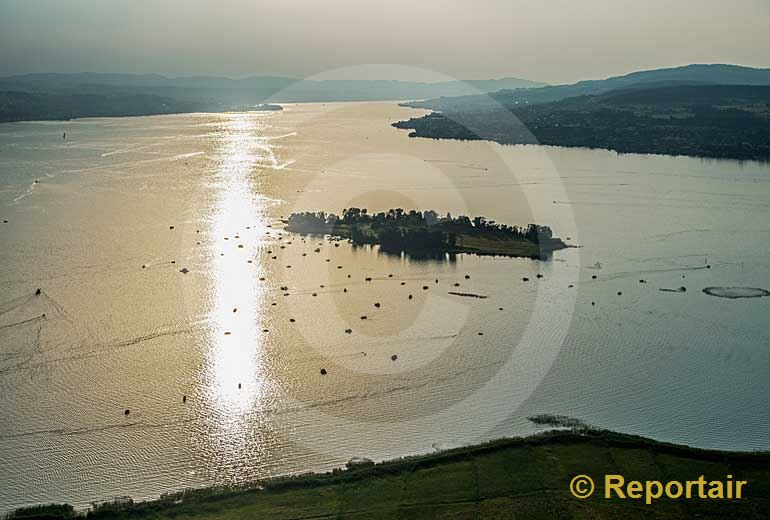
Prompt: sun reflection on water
<box><xmin>205</xmin><ymin>113</ymin><xmax>274</xmax><ymax>421</ymax></box>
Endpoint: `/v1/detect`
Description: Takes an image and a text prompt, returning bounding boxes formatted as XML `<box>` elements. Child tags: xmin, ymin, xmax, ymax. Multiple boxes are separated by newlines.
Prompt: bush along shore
<box><xmin>285</xmin><ymin>208</ymin><xmax>569</xmax><ymax>260</ymax></box>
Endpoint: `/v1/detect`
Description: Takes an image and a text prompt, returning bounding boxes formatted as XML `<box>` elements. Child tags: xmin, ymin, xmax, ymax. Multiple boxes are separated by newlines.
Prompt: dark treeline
<box><xmin>0</xmin><ymin>91</ymin><xmax>208</xmax><ymax>123</ymax></box>
<box><xmin>286</xmin><ymin>208</ymin><xmax>555</xmax><ymax>253</ymax></box>
<box><xmin>395</xmin><ymin>84</ymin><xmax>770</xmax><ymax>161</ymax></box>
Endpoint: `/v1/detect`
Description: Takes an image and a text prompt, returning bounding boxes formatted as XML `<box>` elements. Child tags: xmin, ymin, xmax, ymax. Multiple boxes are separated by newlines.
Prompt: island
<box><xmin>285</xmin><ymin>208</ymin><xmax>568</xmax><ymax>259</ymax></box>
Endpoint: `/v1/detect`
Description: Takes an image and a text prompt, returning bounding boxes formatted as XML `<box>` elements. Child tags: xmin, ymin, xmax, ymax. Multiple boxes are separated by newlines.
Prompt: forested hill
<box><xmin>0</xmin><ymin>91</ymin><xmax>207</xmax><ymax>123</ymax></box>
<box><xmin>405</xmin><ymin>64</ymin><xmax>770</xmax><ymax>111</ymax></box>
<box><xmin>0</xmin><ymin>72</ymin><xmax>544</xmax><ymax>122</ymax></box>
<box><xmin>394</xmin><ymin>84</ymin><xmax>770</xmax><ymax>161</ymax></box>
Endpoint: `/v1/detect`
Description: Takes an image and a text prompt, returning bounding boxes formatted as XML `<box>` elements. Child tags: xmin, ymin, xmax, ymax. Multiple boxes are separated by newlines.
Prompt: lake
<box><xmin>0</xmin><ymin>102</ymin><xmax>768</xmax><ymax>511</ymax></box>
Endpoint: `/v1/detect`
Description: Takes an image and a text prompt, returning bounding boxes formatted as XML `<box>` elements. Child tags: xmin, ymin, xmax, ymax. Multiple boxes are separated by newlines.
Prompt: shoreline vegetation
<box><xmin>0</xmin><ymin>73</ymin><xmax>541</xmax><ymax>124</ymax></box>
<box><xmin>285</xmin><ymin>208</ymin><xmax>569</xmax><ymax>260</ymax></box>
<box><xmin>393</xmin><ymin>84</ymin><xmax>770</xmax><ymax>162</ymax></box>
<box><xmin>7</xmin><ymin>427</ymin><xmax>770</xmax><ymax>520</ymax></box>
<box><xmin>0</xmin><ymin>92</ymin><xmax>282</xmax><ymax>123</ymax></box>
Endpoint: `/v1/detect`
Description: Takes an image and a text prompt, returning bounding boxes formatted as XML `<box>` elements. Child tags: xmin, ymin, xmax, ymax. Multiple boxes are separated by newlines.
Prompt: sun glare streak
<box><xmin>206</xmin><ymin>113</ymin><xmax>272</xmax><ymax>418</ymax></box>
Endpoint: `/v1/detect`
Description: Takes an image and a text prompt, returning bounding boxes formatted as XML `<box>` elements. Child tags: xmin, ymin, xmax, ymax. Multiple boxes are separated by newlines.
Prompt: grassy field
<box><xmin>454</xmin><ymin>234</ymin><xmax>543</xmax><ymax>258</ymax></box>
<box><xmin>8</xmin><ymin>429</ymin><xmax>770</xmax><ymax>519</ymax></box>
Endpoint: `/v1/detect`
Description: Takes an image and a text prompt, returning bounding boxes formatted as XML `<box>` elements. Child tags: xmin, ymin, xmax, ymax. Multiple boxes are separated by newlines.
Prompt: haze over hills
<box><xmin>2</xmin><ymin>64</ymin><xmax>770</xmax><ymax>130</ymax></box>
<box><xmin>395</xmin><ymin>65</ymin><xmax>770</xmax><ymax>161</ymax></box>
<box><xmin>0</xmin><ymin>73</ymin><xmax>545</xmax><ymax>122</ymax></box>
<box><xmin>406</xmin><ymin>64</ymin><xmax>770</xmax><ymax>111</ymax></box>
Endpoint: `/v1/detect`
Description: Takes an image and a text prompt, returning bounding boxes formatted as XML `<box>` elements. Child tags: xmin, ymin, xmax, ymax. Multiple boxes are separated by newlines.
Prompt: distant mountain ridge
<box><xmin>0</xmin><ymin>73</ymin><xmax>546</xmax><ymax>106</ymax></box>
<box><xmin>406</xmin><ymin>64</ymin><xmax>770</xmax><ymax>111</ymax></box>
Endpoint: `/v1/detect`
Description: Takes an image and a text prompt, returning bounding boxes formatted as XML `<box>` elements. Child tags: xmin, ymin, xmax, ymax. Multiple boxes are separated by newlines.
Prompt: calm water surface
<box><xmin>0</xmin><ymin>103</ymin><xmax>768</xmax><ymax>511</ymax></box>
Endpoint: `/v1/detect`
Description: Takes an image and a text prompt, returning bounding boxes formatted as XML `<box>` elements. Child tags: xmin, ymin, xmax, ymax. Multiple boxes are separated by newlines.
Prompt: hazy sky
<box><xmin>1</xmin><ymin>0</ymin><xmax>769</xmax><ymax>84</ymax></box>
